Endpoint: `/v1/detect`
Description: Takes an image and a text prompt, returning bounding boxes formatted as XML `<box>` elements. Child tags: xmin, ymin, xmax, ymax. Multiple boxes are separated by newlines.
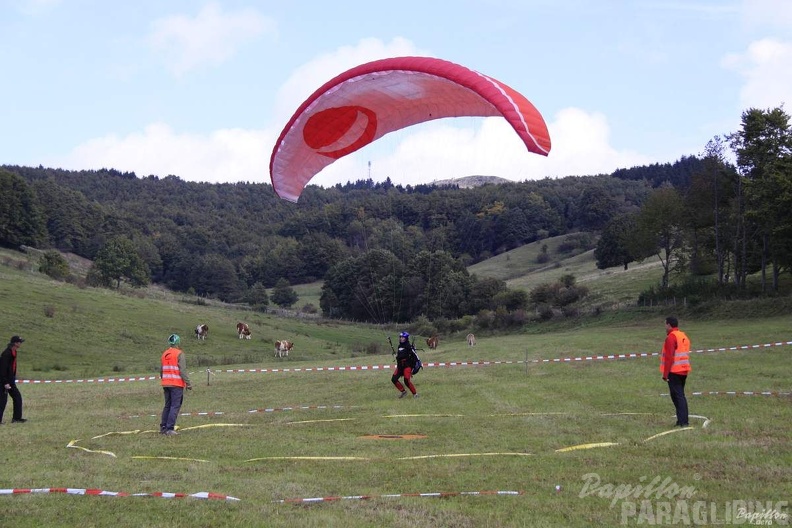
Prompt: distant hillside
<box><xmin>430</xmin><ymin>175</ymin><xmax>512</xmax><ymax>188</ymax></box>
<box><xmin>2</xmin><ymin>160</ymin><xmax>691</xmax><ymax>304</ymax></box>
<box><xmin>467</xmin><ymin>233</ymin><xmax>664</xmax><ymax>309</ymax></box>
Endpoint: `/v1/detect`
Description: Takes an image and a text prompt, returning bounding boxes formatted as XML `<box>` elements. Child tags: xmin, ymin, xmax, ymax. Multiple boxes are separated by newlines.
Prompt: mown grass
<box><xmin>1</xmin><ymin>247</ymin><xmax>791</xmax><ymax>527</ymax></box>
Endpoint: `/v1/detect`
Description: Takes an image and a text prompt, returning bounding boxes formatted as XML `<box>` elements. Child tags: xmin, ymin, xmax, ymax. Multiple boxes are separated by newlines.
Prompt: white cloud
<box><xmin>542</xmin><ymin>108</ymin><xmax>651</xmax><ymax>176</ymax></box>
<box><xmin>61</xmin><ymin>123</ymin><xmax>272</xmax><ymax>183</ymax></box>
<box><xmin>722</xmin><ymin>38</ymin><xmax>792</xmax><ymax>109</ymax></box>
<box><xmin>147</xmin><ymin>2</ymin><xmax>276</xmax><ymax>76</ymax></box>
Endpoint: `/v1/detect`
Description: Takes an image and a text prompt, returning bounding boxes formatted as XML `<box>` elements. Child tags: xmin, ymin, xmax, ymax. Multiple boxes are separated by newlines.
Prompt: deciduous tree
<box><xmin>92</xmin><ymin>235</ymin><xmax>150</xmax><ymax>288</ymax></box>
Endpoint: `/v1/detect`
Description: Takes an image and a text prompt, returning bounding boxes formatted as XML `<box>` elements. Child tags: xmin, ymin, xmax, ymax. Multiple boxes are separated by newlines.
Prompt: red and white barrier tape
<box><xmin>18</xmin><ymin>340</ymin><xmax>791</xmax><ymax>385</ymax></box>
<box><xmin>20</xmin><ymin>376</ymin><xmax>158</xmax><ymax>384</ymax></box>
<box><xmin>273</xmin><ymin>489</ymin><xmax>523</xmax><ymax>504</ymax></box>
<box><xmin>661</xmin><ymin>390</ymin><xmax>790</xmax><ymax>397</ymax></box>
<box><xmin>0</xmin><ymin>487</ymin><xmax>239</xmax><ymax>500</ymax></box>
<box><xmin>247</xmin><ymin>404</ymin><xmax>347</xmax><ymax>414</ymax></box>
<box><xmin>125</xmin><ymin>404</ymin><xmax>347</xmax><ymax>419</ymax></box>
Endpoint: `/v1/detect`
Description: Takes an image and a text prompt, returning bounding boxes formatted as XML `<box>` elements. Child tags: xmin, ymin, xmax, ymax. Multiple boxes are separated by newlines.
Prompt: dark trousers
<box><xmin>0</xmin><ymin>384</ymin><xmax>23</xmax><ymax>422</ymax></box>
<box><xmin>160</xmin><ymin>386</ymin><xmax>184</xmax><ymax>432</ymax></box>
<box><xmin>667</xmin><ymin>373</ymin><xmax>688</xmax><ymax>426</ymax></box>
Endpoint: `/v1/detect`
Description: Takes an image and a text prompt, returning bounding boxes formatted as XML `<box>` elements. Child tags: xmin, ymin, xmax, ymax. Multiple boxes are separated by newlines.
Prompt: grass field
<box><xmin>1</xmin><ymin>247</ymin><xmax>791</xmax><ymax>527</ymax></box>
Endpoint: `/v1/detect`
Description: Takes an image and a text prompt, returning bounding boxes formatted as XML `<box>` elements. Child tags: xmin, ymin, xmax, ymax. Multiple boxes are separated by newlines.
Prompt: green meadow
<box><xmin>1</xmin><ymin>248</ymin><xmax>790</xmax><ymax>527</ymax></box>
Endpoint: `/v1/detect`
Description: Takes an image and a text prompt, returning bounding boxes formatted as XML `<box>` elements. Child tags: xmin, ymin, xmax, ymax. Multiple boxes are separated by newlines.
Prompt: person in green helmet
<box><xmin>159</xmin><ymin>334</ymin><xmax>192</xmax><ymax>436</ymax></box>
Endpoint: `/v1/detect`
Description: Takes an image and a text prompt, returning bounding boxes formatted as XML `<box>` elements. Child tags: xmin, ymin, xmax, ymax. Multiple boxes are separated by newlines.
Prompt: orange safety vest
<box><xmin>660</xmin><ymin>329</ymin><xmax>691</xmax><ymax>374</ymax></box>
<box><xmin>161</xmin><ymin>347</ymin><xmax>186</xmax><ymax>388</ymax></box>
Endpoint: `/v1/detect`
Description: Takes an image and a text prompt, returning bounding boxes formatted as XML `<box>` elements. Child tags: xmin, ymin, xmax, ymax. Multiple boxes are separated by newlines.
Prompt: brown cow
<box><xmin>275</xmin><ymin>340</ymin><xmax>293</xmax><ymax>358</ymax></box>
<box><xmin>236</xmin><ymin>322</ymin><xmax>251</xmax><ymax>340</ymax></box>
<box><xmin>426</xmin><ymin>336</ymin><xmax>438</xmax><ymax>350</ymax></box>
<box><xmin>466</xmin><ymin>333</ymin><xmax>476</xmax><ymax>346</ymax></box>
<box><xmin>195</xmin><ymin>324</ymin><xmax>209</xmax><ymax>340</ymax></box>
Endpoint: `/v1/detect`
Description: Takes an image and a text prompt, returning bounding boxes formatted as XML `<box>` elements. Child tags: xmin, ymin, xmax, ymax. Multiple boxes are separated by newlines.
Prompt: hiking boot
<box><xmin>398</xmin><ymin>391</ymin><xmax>407</xmax><ymax>399</ymax></box>
<box><xmin>164</xmin><ymin>430</ymin><xmax>179</xmax><ymax>436</ymax></box>
<box><xmin>12</xmin><ymin>418</ymin><xmax>27</xmax><ymax>423</ymax></box>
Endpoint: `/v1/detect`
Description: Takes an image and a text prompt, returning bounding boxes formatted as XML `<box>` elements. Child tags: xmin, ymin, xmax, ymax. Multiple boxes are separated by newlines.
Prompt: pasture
<box><xmin>1</xmin><ymin>249</ymin><xmax>791</xmax><ymax>527</ymax></box>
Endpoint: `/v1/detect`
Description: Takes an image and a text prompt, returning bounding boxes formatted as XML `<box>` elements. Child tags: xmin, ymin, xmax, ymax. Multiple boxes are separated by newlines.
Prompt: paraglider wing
<box><xmin>269</xmin><ymin>56</ymin><xmax>551</xmax><ymax>202</ymax></box>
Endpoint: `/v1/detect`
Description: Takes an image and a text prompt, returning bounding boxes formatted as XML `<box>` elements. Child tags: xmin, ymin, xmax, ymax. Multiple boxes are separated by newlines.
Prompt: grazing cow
<box><xmin>236</xmin><ymin>322</ymin><xmax>251</xmax><ymax>340</ymax></box>
<box><xmin>426</xmin><ymin>336</ymin><xmax>439</xmax><ymax>350</ymax></box>
<box><xmin>274</xmin><ymin>340</ymin><xmax>293</xmax><ymax>358</ymax></box>
<box><xmin>466</xmin><ymin>333</ymin><xmax>476</xmax><ymax>347</ymax></box>
<box><xmin>195</xmin><ymin>324</ymin><xmax>209</xmax><ymax>340</ymax></box>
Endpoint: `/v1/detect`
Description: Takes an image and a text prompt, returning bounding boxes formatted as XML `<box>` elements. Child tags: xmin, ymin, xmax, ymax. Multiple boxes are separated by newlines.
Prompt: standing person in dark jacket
<box><xmin>392</xmin><ymin>332</ymin><xmax>418</xmax><ymax>399</ymax></box>
<box><xmin>0</xmin><ymin>336</ymin><xmax>27</xmax><ymax>424</ymax></box>
<box><xmin>160</xmin><ymin>334</ymin><xmax>192</xmax><ymax>436</ymax></box>
<box><xmin>661</xmin><ymin>317</ymin><xmax>691</xmax><ymax>427</ymax></box>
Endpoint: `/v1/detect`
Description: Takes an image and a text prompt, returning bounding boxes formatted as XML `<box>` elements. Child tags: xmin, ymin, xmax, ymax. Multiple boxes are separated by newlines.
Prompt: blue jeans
<box><xmin>160</xmin><ymin>386</ymin><xmax>184</xmax><ymax>432</ymax></box>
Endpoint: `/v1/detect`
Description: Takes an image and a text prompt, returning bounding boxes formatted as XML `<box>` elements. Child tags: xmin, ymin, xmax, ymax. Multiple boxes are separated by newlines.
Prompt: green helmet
<box><xmin>168</xmin><ymin>334</ymin><xmax>181</xmax><ymax>346</ymax></box>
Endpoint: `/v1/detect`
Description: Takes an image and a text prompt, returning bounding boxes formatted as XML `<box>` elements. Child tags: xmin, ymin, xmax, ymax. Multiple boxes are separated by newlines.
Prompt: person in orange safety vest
<box><xmin>160</xmin><ymin>334</ymin><xmax>192</xmax><ymax>436</ymax></box>
<box><xmin>661</xmin><ymin>316</ymin><xmax>691</xmax><ymax>427</ymax></box>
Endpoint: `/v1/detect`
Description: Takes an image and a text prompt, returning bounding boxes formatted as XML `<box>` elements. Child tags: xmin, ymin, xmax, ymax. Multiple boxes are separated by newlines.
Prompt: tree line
<box><xmin>594</xmin><ymin>106</ymin><xmax>792</xmax><ymax>299</ymax></box>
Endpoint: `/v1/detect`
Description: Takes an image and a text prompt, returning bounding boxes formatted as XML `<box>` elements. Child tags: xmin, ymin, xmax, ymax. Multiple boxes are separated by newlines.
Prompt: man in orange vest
<box><xmin>160</xmin><ymin>334</ymin><xmax>192</xmax><ymax>436</ymax></box>
<box><xmin>661</xmin><ymin>316</ymin><xmax>691</xmax><ymax>427</ymax></box>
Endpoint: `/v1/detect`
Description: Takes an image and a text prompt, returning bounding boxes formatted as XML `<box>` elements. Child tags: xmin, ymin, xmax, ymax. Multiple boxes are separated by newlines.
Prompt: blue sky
<box><xmin>2</xmin><ymin>1</ymin><xmax>791</xmax><ymax>190</ymax></box>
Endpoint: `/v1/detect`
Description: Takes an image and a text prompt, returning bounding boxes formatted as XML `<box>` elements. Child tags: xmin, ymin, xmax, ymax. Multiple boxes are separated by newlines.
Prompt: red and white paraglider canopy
<box><xmin>270</xmin><ymin>56</ymin><xmax>551</xmax><ymax>202</ymax></box>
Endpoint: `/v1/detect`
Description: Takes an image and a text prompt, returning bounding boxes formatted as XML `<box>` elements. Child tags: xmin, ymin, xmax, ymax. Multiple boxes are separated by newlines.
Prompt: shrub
<box><xmin>537</xmin><ymin>304</ymin><xmax>554</xmax><ymax>321</ymax></box>
<box><xmin>474</xmin><ymin>309</ymin><xmax>495</xmax><ymax>329</ymax></box>
<box><xmin>39</xmin><ymin>250</ymin><xmax>70</xmax><ymax>280</ymax></box>
<box><xmin>411</xmin><ymin>315</ymin><xmax>437</xmax><ymax>338</ymax></box>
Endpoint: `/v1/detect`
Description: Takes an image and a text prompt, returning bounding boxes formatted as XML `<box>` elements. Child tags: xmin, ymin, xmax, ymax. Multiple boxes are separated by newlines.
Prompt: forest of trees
<box><xmin>2</xmin><ymin>105</ymin><xmax>790</xmax><ymax>323</ymax></box>
<box><xmin>595</xmin><ymin>107</ymin><xmax>792</xmax><ymax>296</ymax></box>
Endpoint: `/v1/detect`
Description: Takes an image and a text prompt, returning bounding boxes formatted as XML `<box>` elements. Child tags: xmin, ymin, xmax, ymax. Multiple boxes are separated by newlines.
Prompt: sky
<box><xmin>2</xmin><ymin>0</ymin><xmax>791</xmax><ymax>193</ymax></box>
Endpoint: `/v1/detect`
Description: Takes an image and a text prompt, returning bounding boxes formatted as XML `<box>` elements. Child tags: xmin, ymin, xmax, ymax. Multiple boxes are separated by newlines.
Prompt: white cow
<box><xmin>275</xmin><ymin>340</ymin><xmax>293</xmax><ymax>358</ymax></box>
<box><xmin>466</xmin><ymin>333</ymin><xmax>476</xmax><ymax>346</ymax></box>
<box><xmin>236</xmin><ymin>322</ymin><xmax>251</xmax><ymax>340</ymax></box>
<box><xmin>195</xmin><ymin>324</ymin><xmax>209</xmax><ymax>340</ymax></box>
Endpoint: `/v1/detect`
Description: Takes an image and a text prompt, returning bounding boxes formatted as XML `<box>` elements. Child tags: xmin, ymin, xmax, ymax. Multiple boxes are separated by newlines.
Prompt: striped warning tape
<box><xmin>660</xmin><ymin>390</ymin><xmax>790</xmax><ymax>397</ymax></box>
<box><xmin>273</xmin><ymin>489</ymin><xmax>523</xmax><ymax>504</ymax></box>
<box><xmin>124</xmin><ymin>404</ymin><xmax>348</xmax><ymax>419</ymax></box>
<box><xmin>0</xmin><ymin>487</ymin><xmax>239</xmax><ymax>500</ymax></box>
<box><xmin>21</xmin><ymin>376</ymin><xmax>158</xmax><ymax>384</ymax></box>
<box><xmin>124</xmin><ymin>411</ymin><xmax>230</xmax><ymax>419</ymax></box>
<box><xmin>247</xmin><ymin>404</ymin><xmax>347</xmax><ymax>414</ymax></box>
<box><xmin>18</xmin><ymin>340</ymin><xmax>791</xmax><ymax>385</ymax></box>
